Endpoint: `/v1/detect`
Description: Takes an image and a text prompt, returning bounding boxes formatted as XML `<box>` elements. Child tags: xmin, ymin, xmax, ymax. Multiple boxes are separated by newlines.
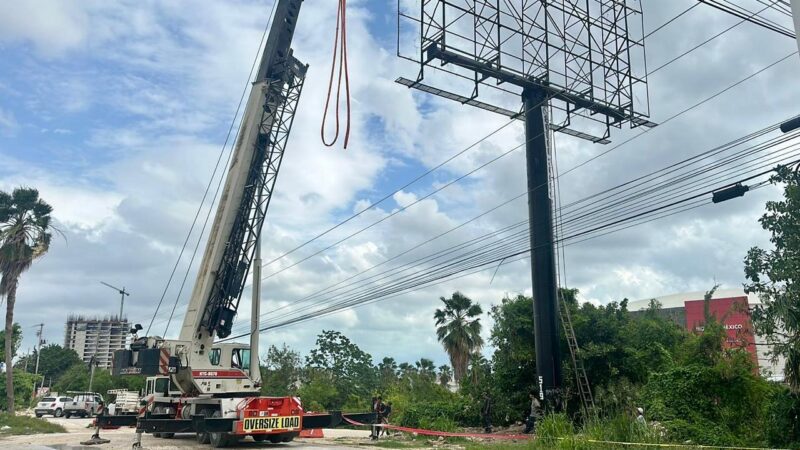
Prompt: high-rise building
<box><xmin>64</xmin><ymin>315</ymin><xmax>129</xmax><ymax>369</ymax></box>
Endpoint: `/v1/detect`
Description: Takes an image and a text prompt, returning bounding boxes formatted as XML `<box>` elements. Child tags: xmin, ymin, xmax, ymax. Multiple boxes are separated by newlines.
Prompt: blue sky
<box><xmin>0</xmin><ymin>0</ymin><xmax>798</xmax><ymax>368</ymax></box>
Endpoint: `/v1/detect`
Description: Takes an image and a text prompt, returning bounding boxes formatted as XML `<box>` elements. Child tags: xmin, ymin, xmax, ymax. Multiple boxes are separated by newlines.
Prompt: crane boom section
<box><xmin>179</xmin><ymin>0</ymin><xmax>306</xmax><ymax>349</ymax></box>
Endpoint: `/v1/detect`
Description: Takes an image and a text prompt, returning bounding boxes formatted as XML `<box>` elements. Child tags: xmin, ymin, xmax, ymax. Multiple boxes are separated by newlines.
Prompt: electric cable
<box><xmin>649</xmin><ymin>2</ymin><xmax>779</xmax><ymax>75</ymax></box>
<box><xmin>219</xmin><ymin>127</ymin><xmax>800</xmax><ymax>338</ymax></box>
<box><xmin>224</xmin><ymin>180</ymin><xmax>775</xmax><ymax>338</ymax></box>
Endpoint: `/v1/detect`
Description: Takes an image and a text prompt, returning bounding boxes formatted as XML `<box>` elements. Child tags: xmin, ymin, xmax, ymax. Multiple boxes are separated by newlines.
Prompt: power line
<box><xmin>144</xmin><ymin>48</ymin><xmax>797</xmax><ymax>333</ymax></box>
<box><xmin>649</xmin><ymin>2</ymin><xmax>783</xmax><ymax>76</ymax></box>
<box><xmin>698</xmin><ymin>0</ymin><xmax>796</xmax><ymax>38</ymax></box>
<box><xmin>219</xmin><ymin>126</ymin><xmax>800</xmax><ymax>338</ymax></box>
<box><xmin>226</xmin><ymin>179</ymin><xmax>777</xmax><ymax>338</ymax></box>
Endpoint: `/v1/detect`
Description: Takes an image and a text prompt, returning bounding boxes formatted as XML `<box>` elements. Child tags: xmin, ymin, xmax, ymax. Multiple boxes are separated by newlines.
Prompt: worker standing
<box><xmin>523</xmin><ymin>391</ymin><xmax>541</xmax><ymax>434</ymax></box>
<box><xmin>381</xmin><ymin>401</ymin><xmax>393</xmax><ymax>436</ymax></box>
<box><xmin>636</xmin><ymin>407</ymin><xmax>647</xmax><ymax>426</ymax></box>
<box><xmin>481</xmin><ymin>392</ymin><xmax>493</xmax><ymax>434</ymax></box>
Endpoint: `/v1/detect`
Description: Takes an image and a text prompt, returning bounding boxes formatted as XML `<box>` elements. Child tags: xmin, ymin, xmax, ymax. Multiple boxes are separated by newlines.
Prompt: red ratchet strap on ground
<box><xmin>342</xmin><ymin>416</ymin><xmax>532</xmax><ymax>440</ymax></box>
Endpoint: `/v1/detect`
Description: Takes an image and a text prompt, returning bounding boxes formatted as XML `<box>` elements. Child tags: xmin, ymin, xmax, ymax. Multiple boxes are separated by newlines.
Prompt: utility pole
<box><xmin>33</xmin><ymin>323</ymin><xmax>44</xmax><ymax>396</ymax></box>
<box><xmin>100</xmin><ymin>281</ymin><xmax>130</xmax><ymax>319</ymax></box>
<box><xmin>250</xmin><ymin>236</ymin><xmax>262</xmax><ymax>386</ymax></box>
<box><xmin>792</xmin><ymin>0</ymin><xmax>800</xmax><ymax>56</ymax></box>
<box><xmin>88</xmin><ymin>355</ymin><xmax>97</xmax><ymax>392</ymax></box>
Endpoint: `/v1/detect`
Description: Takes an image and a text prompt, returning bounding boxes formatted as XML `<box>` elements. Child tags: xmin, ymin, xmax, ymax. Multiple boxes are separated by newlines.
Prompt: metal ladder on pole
<box><xmin>544</xmin><ymin>106</ymin><xmax>595</xmax><ymax>413</ymax></box>
<box><xmin>558</xmin><ymin>295</ymin><xmax>595</xmax><ymax>412</ymax></box>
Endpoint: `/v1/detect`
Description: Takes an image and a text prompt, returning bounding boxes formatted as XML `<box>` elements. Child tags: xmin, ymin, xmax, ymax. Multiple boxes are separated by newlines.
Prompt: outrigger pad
<box><xmin>80</xmin><ymin>435</ymin><xmax>111</xmax><ymax>445</ymax></box>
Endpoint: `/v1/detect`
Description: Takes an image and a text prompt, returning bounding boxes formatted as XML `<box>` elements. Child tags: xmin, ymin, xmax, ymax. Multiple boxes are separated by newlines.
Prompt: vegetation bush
<box><xmin>398</xmin><ymin>399</ymin><xmax>469</xmax><ymax>430</ymax></box>
<box><xmin>0</xmin><ymin>413</ymin><xmax>65</xmax><ymax>435</ymax></box>
<box><xmin>581</xmin><ymin>413</ymin><xmax>662</xmax><ymax>444</ymax></box>
<box><xmin>762</xmin><ymin>388</ymin><xmax>800</xmax><ymax>448</ymax></box>
<box><xmin>0</xmin><ymin>371</ymin><xmax>38</xmax><ymax>410</ymax></box>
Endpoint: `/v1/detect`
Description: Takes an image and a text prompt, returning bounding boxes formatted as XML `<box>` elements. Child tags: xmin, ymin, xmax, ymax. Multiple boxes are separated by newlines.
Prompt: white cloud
<box><xmin>0</xmin><ymin>0</ymin><xmax>89</xmax><ymax>57</ymax></box>
<box><xmin>0</xmin><ymin>108</ymin><xmax>18</xmax><ymax>136</ymax></box>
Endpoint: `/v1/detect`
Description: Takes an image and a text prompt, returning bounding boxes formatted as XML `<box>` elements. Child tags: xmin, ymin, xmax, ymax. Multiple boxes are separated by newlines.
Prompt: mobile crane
<box><xmin>103</xmin><ymin>0</ymin><xmax>373</xmax><ymax>446</ymax></box>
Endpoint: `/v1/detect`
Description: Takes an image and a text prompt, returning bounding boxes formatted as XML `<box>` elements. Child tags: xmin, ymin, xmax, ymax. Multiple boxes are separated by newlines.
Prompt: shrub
<box><xmin>0</xmin><ymin>414</ymin><xmax>65</xmax><ymax>435</ymax></box>
<box><xmin>763</xmin><ymin>388</ymin><xmax>800</xmax><ymax>448</ymax></box>
<box><xmin>536</xmin><ymin>413</ymin><xmax>573</xmax><ymax>446</ymax></box>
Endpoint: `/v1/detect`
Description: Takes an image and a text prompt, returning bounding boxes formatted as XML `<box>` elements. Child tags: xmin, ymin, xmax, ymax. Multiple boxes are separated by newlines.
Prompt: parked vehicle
<box><xmin>35</xmin><ymin>396</ymin><xmax>72</xmax><ymax>418</ymax></box>
<box><xmin>63</xmin><ymin>392</ymin><xmax>104</xmax><ymax>418</ymax></box>
<box><xmin>107</xmin><ymin>389</ymin><xmax>140</xmax><ymax>415</ymax></box>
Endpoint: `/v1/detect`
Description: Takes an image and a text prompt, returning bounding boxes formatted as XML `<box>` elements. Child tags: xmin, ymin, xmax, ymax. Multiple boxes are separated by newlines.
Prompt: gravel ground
<box><xmin>0</xmin><ymin>417</ymin><xmax>374</xmax><ymax>450</ymax></box>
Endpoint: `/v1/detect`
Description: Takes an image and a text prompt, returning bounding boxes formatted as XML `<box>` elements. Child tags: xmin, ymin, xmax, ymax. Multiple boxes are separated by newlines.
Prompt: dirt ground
<box><xmin>0</xmin><ymin>416</ymin><xmax>377</xmax><ymax>450</ymax></box>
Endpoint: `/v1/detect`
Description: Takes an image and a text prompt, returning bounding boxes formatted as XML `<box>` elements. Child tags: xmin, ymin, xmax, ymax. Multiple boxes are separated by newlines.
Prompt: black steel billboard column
<box><xmin>523</xmin><ymin>87</ymin><xmax>563</xmax><ymax>410</ymax></box>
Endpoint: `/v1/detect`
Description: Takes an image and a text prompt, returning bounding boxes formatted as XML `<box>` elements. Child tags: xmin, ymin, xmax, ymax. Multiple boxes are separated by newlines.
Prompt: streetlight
<box><xmin>100</xmin><ymin>281</ymin><xmax>130</xmax><ymax>319</ymax></box>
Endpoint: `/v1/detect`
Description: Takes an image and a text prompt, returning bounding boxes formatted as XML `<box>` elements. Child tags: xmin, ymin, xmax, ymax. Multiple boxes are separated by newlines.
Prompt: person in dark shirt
<box><xmin>372</xmin><ymin>396</ymin><xmax>385</xmax><ymax>440</ymax></box>
<box><xmin>481</xmin><ymin>392</ymin><xmax>493</xmax><ymax>433</ymax></box>
<box><xmin>370</xmin><ymin>396</ymin><xmax>378</xmax><ymax>439</ymax></box>
<box><xmin>381</xmin><ymin>402</ymin><xmax>393</xmax><ymax>436</ymax></box>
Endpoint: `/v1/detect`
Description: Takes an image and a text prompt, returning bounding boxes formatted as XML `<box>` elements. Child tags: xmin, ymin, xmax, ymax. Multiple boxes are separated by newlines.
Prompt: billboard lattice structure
<box><xmin>397</xmin><ymin>0</ymin><xmax>655</xmax><ymax>141</ymax></box>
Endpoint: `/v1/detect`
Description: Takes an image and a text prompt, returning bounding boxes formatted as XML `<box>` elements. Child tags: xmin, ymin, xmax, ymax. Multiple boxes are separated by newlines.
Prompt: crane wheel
<box><xmin>196</xmin><ymin>409</ymin><xmax>212</xmax><ymax>444</ymax></box>
<box><xmin>209</xmin><ymin>410</ymin><xmax>233</xmax><ymax>448</ymax></box>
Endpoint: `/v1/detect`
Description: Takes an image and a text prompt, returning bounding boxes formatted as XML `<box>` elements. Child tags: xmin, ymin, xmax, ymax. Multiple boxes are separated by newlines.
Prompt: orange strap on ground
<box><xmin>342</xmin><ymin>416</ymin><xmax>532</xmax><ymax>440</ymax></box>
<box><xmin>321</xmin><ymin>0</ymin><xmax>350</xmax><ymax>149</ymax></box>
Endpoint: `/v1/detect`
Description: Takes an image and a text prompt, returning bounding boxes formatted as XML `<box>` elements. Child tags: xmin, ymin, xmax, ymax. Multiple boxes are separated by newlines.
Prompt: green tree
<box><xmin>437</xmin><ymin>365</ymin><xmax>452</xmax><ymax>387</ymax></box>
<box><xmin>260</xmin><ymin>344</ymin><xmax>302</xmax><ymax>396</ymax></box>
<box><xmin>305</xmin><ymin>330</ymin><xmax>376</xmax><ymax>407</ymax></box>
<box><xmin>16</xmin><ymin>344</ymin><xmax>81</xmax><ymax>386</ymax></box>
<box><xmin>0</xmin><ymin>370</ymin><xmax>38</xmax><ymax>410</ymax></box>
<box><xmin>489</xmin><ymin>294</ymin><xmax>537</xmax><ymax>418</ymax></box>
<box><xmin>744</xmin><ymin>165</ymin><xmax>800</xmax><ymax>391</ymax></box>
<box><xmin>415</xmin><ymin>358</ymin><xmax>436</xmax><ymax>382</ymax></box>
<box><xmin>378</xmin><ymin>357</ymin><xmax>398</xmax><ymax>390</ymax></box>
<box><xmin>0</xmin><ymin>187</ymin><xmax>54</xmax><ymax>414</ymax></box>
<box><xmin>0</xmin><ymin>323</ymin><xmax>21</xmax><ymax>362</ymax></box>
<box><xmin>53</xmin><ymin>364</ymin><xmax>90</xmax><ymax>393</ymax></box>
<box><xmin>434</xmin><ymin>291</ymin><xmax>483</xmax><ymax>382</ymax></box>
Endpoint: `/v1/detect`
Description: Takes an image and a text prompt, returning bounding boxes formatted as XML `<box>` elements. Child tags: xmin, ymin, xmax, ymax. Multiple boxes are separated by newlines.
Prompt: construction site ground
<box><xmin>0</xmin><ymin>416</ymin><xmax>394</xmax><ymax>450</ymax></box>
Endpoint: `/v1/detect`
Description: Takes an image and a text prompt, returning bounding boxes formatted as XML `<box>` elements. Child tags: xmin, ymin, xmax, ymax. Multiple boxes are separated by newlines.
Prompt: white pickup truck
<box><xmin>63</xmin><ymin>392</ymin><xmax>104</xmax><ymax>418</ymax></box>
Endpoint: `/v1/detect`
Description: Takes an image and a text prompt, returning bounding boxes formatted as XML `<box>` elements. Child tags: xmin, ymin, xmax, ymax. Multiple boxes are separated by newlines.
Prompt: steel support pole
<box><xmin>523</xmin><ymin>88</ymin><xmax>563</xmax><ymax>409</ymax></box>
<box><xmin>34</xmin><ymin>324</ymin><xmax>43</xmax><ymax>395</ymax></box>
<box><xmin>250</xmin><ymin>236</ymin><xmax>262</xmax><ymax>385</ymax></box>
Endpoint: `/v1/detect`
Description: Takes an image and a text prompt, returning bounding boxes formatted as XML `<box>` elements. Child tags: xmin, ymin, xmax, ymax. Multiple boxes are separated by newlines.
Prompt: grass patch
<box><xmin>0</xmin><ymin>414</ymin><xmax>66</xmax><ymax>435</ymax></box>
<box><xmin>361</xmin><ymin>440</ymin><xmax>424</xmax><ymax>448</ymax></box>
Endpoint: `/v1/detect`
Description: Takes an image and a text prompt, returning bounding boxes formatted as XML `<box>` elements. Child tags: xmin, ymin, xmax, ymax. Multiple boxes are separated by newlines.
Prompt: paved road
<box><xmin>0</xmin><ymin>417</ymin><xmax>373</xmax><ymax>450</ymax></box>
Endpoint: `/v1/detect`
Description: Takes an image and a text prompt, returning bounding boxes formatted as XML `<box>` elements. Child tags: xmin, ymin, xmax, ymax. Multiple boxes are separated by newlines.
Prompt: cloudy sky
<box><xmin>0</xmin><ymin>0</ymin><xmax>798</xmax><ymax>368</ymax></box>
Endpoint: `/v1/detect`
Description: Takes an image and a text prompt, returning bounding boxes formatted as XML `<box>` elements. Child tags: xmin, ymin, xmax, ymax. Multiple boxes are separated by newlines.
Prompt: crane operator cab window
<box><xmin>231</xmin><ymin>348</ymin><xmax>250</xmax><ymax>371</ymax></box>
<box><xmin>208</xmin><ymin>348</ymin><xmax>221</xmax><ymax>366</ymax></box>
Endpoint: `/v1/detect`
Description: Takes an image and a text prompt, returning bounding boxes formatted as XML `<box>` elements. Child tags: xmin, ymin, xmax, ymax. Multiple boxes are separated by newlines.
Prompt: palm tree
<box><xmin>0</xmin><ymin>188</ymin><xmax>53</xmax><ymax>414</ymax></box>
<box><xmin>437</xmin><ymin>365</ymin><xmax>452</xmax><ymax>387</ymax></box>
<box><xmin>415</xmin><ymin>358</ymin><xmax>436</xmax><ymax>381</ymax></box>
<box><xmin>434</xmin><ymin>291</ymin><xmax>483</xmax><ymax>383</ymax></box>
